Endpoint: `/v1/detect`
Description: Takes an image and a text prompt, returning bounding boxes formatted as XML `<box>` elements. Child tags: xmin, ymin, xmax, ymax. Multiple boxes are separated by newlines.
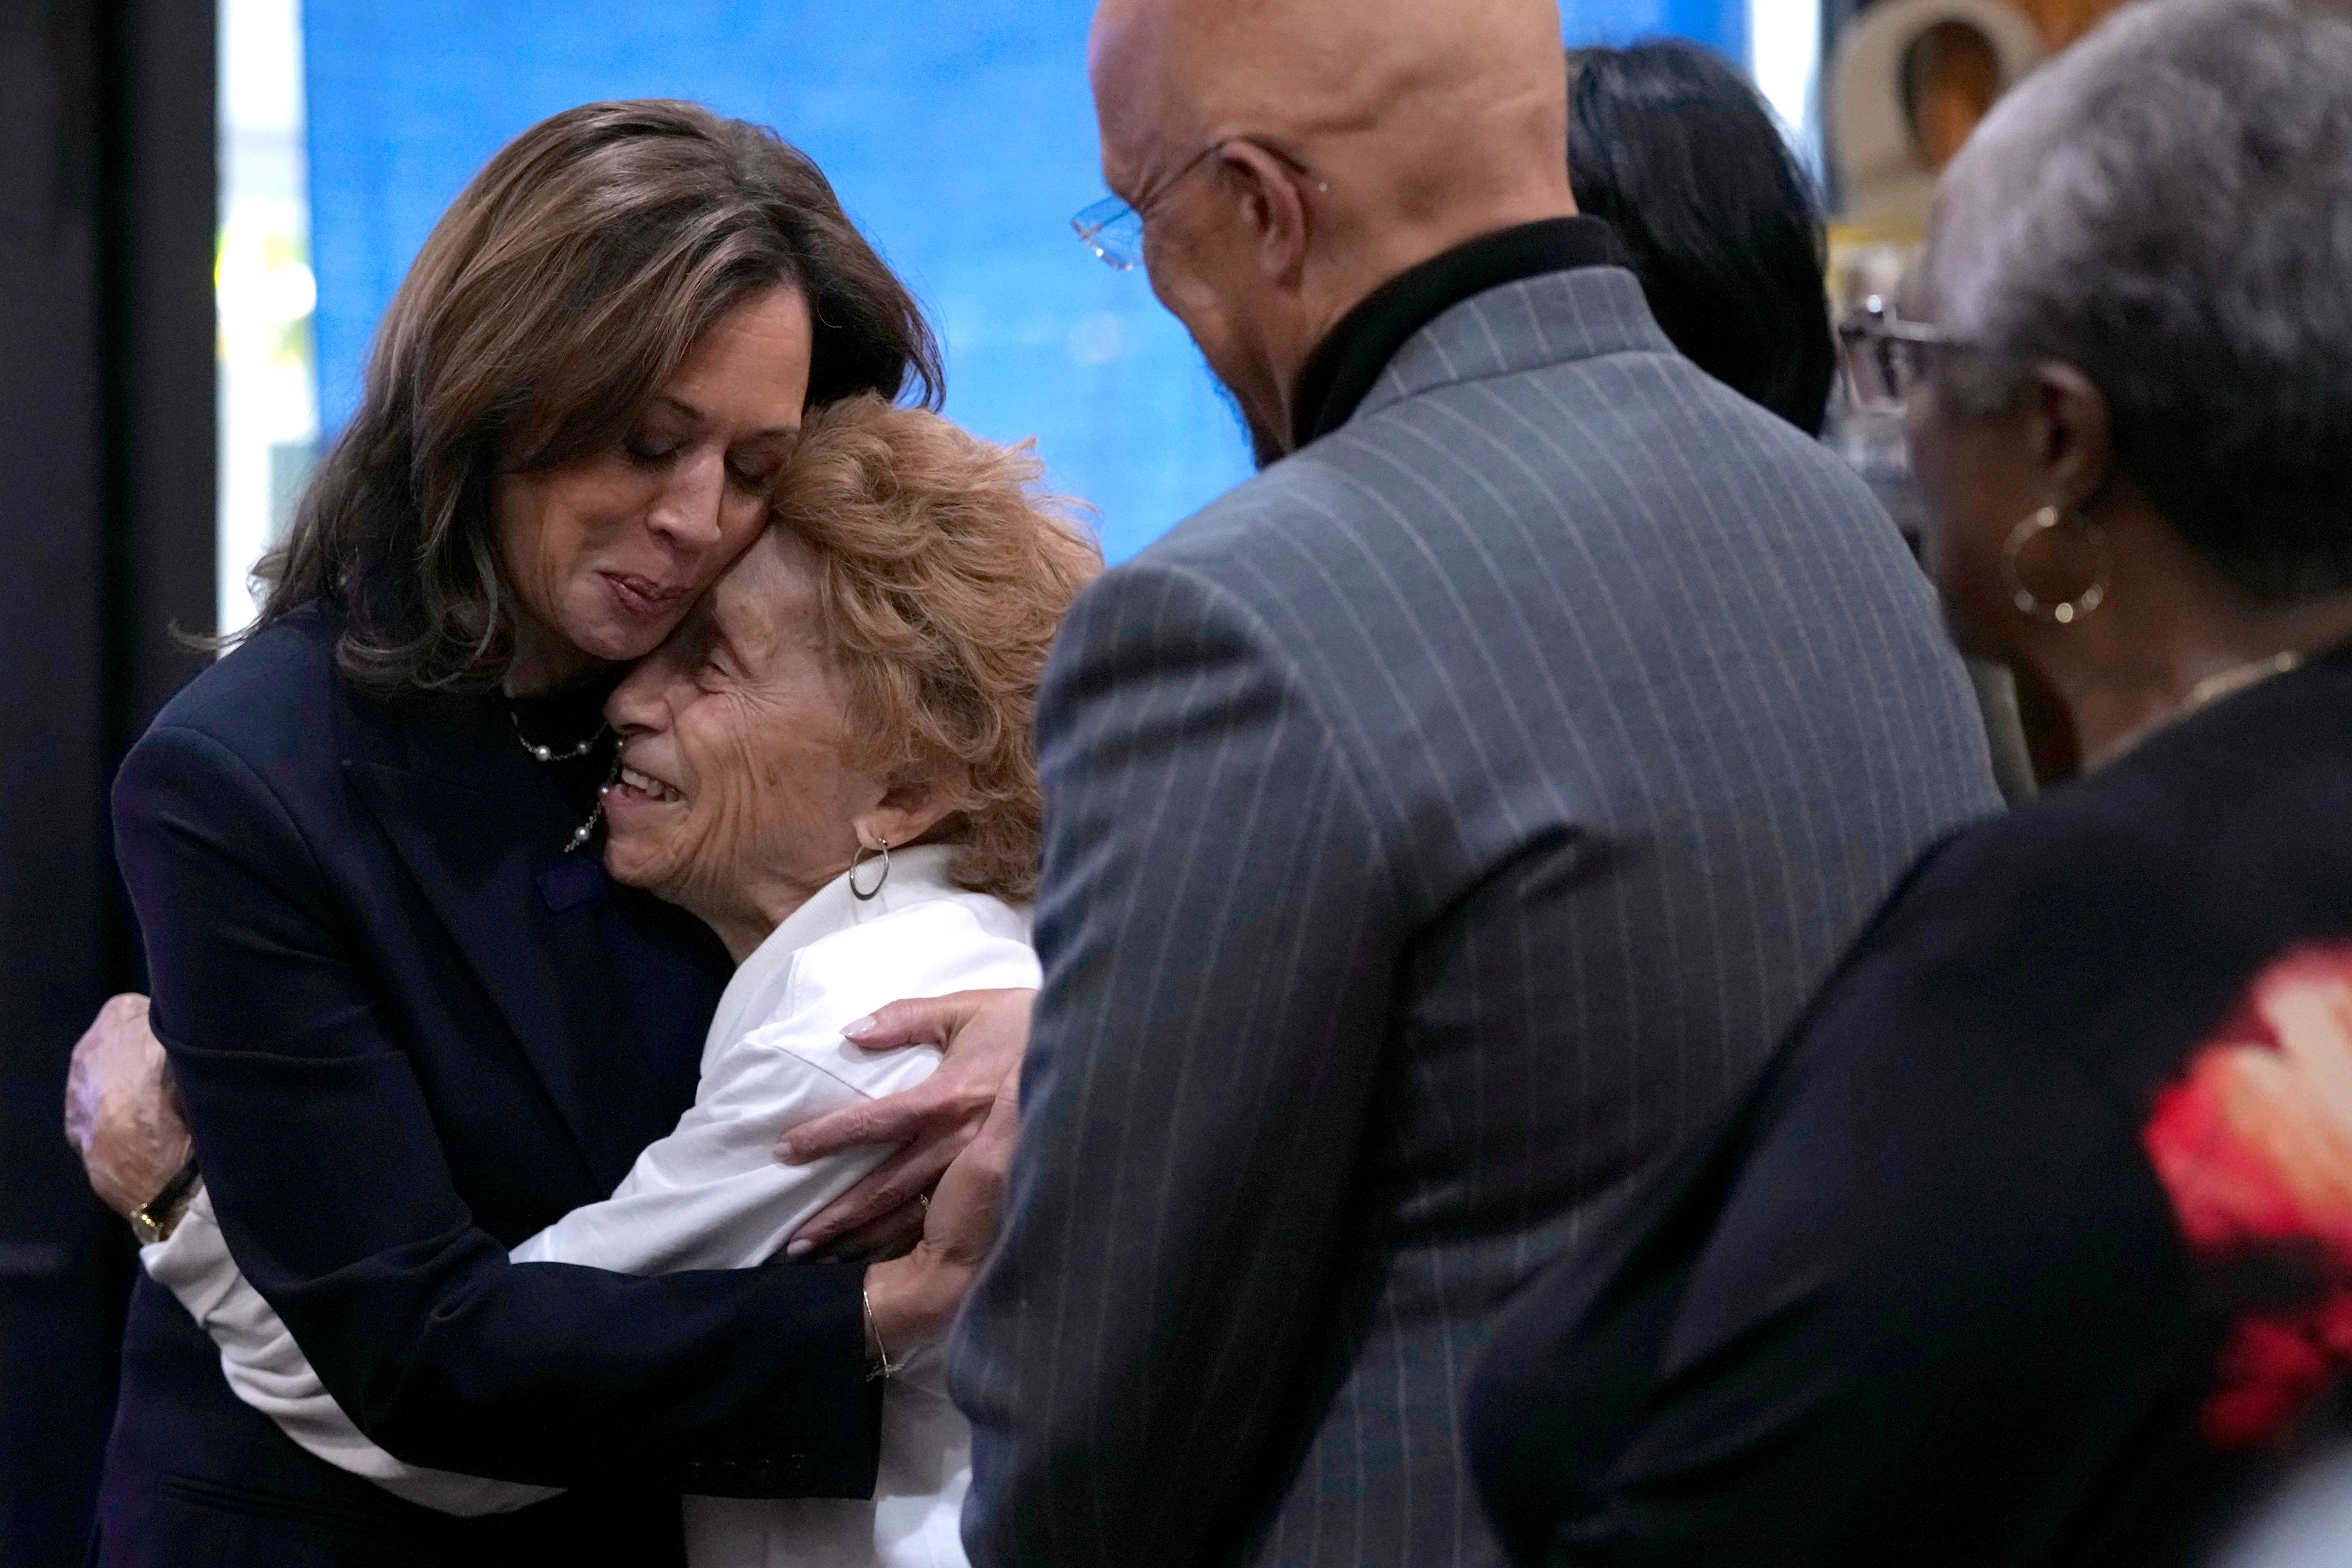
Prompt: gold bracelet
<box><xmin>128</xmin><ymin>1158</ymin><xmax>203</xmax><ymax>1247</ymax></box>
<box><xmin>862</xmin><ymin>1283</ymin><xmax>902</xmax><ymax>1382</ymax></box>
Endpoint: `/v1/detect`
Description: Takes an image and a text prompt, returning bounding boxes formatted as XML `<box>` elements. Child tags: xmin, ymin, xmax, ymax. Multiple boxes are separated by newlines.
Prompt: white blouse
<box><xmin>142</xmin><ymin>843</ymin><xmax>1037</xmax><ymax>1568</ymax></box>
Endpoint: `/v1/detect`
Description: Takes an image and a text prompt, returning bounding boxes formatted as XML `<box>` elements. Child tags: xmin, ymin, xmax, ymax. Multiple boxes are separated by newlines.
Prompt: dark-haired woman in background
<box><xmin>1566</xmin><ymin>39</ymin><xmax>2035</xmax><ymax>800</ymax></box>
<box><xmin>70</xmin><ymin>101</ymin><xmax>1006</xmax><ymax>1568</ymax></box>
<box><xmin>1566</xmin><ymin>39</ymin><xmax>1836</xmax><ymax>434</ymax></box>
<box><xmin>1472</xmin><ymin>2</ymin><xmax>2352</xmax><ymax>1561</ymax></box>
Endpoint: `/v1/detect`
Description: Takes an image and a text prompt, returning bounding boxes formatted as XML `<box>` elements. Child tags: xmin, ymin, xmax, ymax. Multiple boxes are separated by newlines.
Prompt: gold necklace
<box><xmin>2182</xmin><ymin>649</ymin><xmax>2304</xmax><ymax>715</ymax></box>
<box><xmin>2105</xmin><ymin>650</ymin><xmax>2305</xmax><ymax>764</ymax></box>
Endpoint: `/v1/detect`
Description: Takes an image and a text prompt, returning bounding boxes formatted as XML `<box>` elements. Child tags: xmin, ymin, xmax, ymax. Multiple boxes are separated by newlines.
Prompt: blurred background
<box><xmin>0</xmin><ymin>0</ymin><xmax>2117</xmax><ymax>1559</ymax></box>
<box><xmin>239</xmin><ymin>0</ymin><xmax>1803</xmax><ymax>617</ymax></box>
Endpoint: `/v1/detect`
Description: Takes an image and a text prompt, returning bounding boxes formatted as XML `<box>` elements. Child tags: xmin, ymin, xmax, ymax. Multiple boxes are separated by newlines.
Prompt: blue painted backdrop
<box><xmin>306</xmin><ymin>0</ymin><xmax>1746</xmax><ymax>562</ymax></box>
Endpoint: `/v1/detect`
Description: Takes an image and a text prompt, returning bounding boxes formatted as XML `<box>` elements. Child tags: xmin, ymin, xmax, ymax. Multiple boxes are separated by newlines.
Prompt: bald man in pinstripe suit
<box><xmin>944</xmin><ymin>1</ymin><xmax>2002</xmax><ymax>1562</ymax></box>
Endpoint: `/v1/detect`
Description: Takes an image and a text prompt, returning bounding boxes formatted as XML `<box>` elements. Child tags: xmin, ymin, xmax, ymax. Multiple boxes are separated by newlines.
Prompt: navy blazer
<box><xmin>94</xmin><ymin>608</ymin><xmax>880</xmax><ymax>1568</ymax></box>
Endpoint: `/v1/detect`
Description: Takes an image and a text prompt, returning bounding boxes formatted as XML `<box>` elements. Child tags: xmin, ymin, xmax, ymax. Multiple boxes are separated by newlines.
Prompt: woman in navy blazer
<box><xmin>87</xmin><ymin>102</ymin><xmax>981</xmax><ymax>1567</ymax></box>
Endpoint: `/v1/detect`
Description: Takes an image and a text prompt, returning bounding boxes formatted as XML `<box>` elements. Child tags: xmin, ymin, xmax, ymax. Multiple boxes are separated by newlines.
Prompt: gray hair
<box><xmin>1924</xmin><ymin>0</ymin><xmax>2352</xmax><ymax>600</ymax></box>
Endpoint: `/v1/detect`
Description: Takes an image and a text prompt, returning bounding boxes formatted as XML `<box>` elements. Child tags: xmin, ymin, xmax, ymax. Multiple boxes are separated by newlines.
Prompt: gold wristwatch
<box><xmin>128</xmin><ymin>1158</ymin><xmax>203</xmax><ymax>1246</ymax></box>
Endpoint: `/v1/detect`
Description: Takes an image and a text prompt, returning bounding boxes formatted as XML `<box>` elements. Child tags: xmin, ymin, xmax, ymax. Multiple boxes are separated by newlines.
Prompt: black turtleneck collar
<box><xmin>1288</xmin><ymin>215</ymin><xmax>1627</xmax><ymax>451</ymax></box>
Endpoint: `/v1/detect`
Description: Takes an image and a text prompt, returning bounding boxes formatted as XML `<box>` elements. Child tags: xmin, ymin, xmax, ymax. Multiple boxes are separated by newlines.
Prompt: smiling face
<box><xmin>494</xmin><ymin>284</ymin><xmax>813</xmax><ymax>693</ymax></box>
<box><xmin>600</xmin><ymin>526</ymin><xmax>953</xmax><ymax>960</ymax></box>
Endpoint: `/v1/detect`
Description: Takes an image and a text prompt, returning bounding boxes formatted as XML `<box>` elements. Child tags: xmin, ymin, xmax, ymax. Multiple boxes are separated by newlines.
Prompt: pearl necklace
<box><xmin>508</xmin><ymin>704</ymin><xmax>608</xmax><ymax>764</ymax></box>
<box><xmin>563</xmin><ymin>755</ymin><xmax>625</xmax><ymax>854</ymax></box>
<box><xmin>505</xmin><ymin>703</ymin><xmax>618</xmax><ymax>852</ymax></box>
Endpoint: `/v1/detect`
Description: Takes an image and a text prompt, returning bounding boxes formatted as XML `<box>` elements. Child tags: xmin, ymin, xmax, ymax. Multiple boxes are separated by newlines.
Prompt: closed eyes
<box><xmin>624</xmin><ymin>432</ymin><xmax>684</xmax><ymax>466</ymax></box>
<box><xmin>619</xmin><ymin>438</ymin><xmax>783</xmax><ymax>497</ymax></box>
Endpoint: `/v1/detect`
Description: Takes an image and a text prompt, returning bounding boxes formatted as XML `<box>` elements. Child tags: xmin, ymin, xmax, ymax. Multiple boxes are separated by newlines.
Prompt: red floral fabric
<box><xmin>2143</xmin><ymin>943</ymin><xmax>2352</xmax><ymax>1448</ymax></box>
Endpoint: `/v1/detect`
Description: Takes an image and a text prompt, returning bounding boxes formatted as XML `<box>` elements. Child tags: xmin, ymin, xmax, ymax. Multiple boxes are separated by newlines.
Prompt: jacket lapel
<box><xmin>342</xmin><ymin>707</ymin><xmax>679</xmax><ymax>1191</ymax></box>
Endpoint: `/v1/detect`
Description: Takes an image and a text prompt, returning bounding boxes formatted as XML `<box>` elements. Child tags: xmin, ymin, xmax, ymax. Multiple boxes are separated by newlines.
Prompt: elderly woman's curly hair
<box><xmin>773</xmin><ymin>396</ymin><xmax>1102</xmax><ymax>903</ymax></box>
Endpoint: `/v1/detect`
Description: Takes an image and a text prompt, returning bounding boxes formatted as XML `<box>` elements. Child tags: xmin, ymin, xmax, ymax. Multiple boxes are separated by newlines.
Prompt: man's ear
<box><xmin>2028</xmin><ymin>361</ymin><xmax>2115</xmax><ymax>516</ymax></box>
<box><xmin>1217</xmin><ymin>141</ymin><xmax>1313</xmax><ymax>285</ymax></box>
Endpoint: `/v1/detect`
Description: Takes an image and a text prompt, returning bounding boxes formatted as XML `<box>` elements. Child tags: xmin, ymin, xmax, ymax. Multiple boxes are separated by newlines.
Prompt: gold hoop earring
<box><xmin>848</xmin><ymin>839</ymin><xmax>891</xmax><ymax>902</ymax></box>
<box><xmin>2002</xmin><ymin>505</ymin><xmax>2112</xmax><ymax>625</ymax></box>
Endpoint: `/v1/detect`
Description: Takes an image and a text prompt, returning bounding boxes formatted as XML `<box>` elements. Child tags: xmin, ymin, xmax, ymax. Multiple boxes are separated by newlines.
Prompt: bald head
<box><xmin>1092</xmin><ymin>0</ymin><xmax>1572</xmax><ymax>233</ymax></box>
<box><xmin>1089</xmin><ymin>0</ymin><xmax>1576</xmax><ymax>455</ymax></box>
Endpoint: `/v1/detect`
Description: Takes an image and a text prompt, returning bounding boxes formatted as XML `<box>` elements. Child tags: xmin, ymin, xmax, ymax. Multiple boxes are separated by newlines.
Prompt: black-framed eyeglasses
<box><xmin>1072</xmin><ymin>138</ymin><xmax>1329</xmax><ymax>271</ymax></box>
<box><xmin>1836</xmin><ymin>296</ymin><xmax>1969</xmax><ymax>414</ymax></box>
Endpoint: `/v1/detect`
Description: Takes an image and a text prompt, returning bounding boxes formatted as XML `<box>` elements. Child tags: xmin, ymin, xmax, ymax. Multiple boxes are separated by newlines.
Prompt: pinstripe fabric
<box><xmin>949</xmin><ymin>266</ymin><xmax>2001</xmax><ymax>1568</ymax></box>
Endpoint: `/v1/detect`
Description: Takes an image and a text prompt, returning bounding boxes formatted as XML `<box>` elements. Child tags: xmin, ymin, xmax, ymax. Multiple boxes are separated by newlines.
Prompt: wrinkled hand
<box><xmin>862</xmin><ymin>1054</ymin><xmax>1020</xmax><ymax>1353</ymax></box>
<box><xmin>781</xmin><ymin>988</ymin><xmax>1035</xmax><ymax>1257</ymax></box>
<box><xmin>63</xmin><ymin>994</ymin><xmax>192</xmax><ymax>1218</ymax></box>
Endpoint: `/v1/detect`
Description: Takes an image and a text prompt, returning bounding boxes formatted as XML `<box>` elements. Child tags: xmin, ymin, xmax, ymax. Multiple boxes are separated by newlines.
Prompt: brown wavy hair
<box><xmin>773</xmin><ymin>396</ymin><xmax>1102</xmax><ymax>903</ymax></box>
<box><xmin>257</xmin><ymin>99</ymin><xmax>943</xmax><ymax>692</ymax></box>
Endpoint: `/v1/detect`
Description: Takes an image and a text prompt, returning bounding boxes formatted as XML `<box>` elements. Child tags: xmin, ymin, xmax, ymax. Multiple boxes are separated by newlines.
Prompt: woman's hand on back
<box><xmin>64</xmin><ymin>993</ymin><xmax>192</xmax><ymax>1218</ymax></box>
<box><xmin>861</xmin><ymin>1046</ymin><xmax>1020</xmax><ymax>1353</ymax></box>
<box><xmin>779</xmin><ymin>988</ymin><xmax>1035</xmax><ymax>1257</ymax></box>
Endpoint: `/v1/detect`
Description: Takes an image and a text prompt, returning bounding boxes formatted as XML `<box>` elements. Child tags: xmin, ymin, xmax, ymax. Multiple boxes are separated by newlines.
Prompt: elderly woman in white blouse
<box><xmin>140</xmin><ymin>394</ymin><xmax>1102</xmax><ymax>1568</ymax></box>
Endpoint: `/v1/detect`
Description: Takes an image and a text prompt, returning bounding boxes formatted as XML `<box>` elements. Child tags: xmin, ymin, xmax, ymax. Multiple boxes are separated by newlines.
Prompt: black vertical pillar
<box><xmin>106</xmin><ymin>0</ymin><xmax>221</xmax><ymax>744</ymax></box>
<box><xmin>0</xmin><ymin>6</ymin><xmax>119</xmax><ymax>1555</ymax></box>
<box><xmin>0</xmin><ymin>1</ymin><xmax>216</xmax><ymax>1562</ymax></box>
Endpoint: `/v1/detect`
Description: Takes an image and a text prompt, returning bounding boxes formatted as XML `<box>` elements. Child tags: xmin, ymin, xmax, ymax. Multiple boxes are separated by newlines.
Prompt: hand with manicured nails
<box><xmin>779</xmin><ymin>988</ymin><xmax>1036</xmax><ymax>1259</ymax></box>
<box><xmin>860</xmin><ymin>1049</ymin><xmax>1020</xmax><ymax>1354</ymax></box>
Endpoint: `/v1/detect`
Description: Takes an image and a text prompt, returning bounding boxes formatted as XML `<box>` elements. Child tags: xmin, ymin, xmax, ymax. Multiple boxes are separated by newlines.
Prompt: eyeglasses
<box><xmin>1072</xmin><ymin>138</ymin><xmax>1329</xmax><ymax>271</ymax></box>
<box><xmin>1836</xmin><ymin>297</ymin><xmax>1969</xmax><ymax>414</ymax></box>
<box><xmin>1071</xmin><ymin>193</ymin><xmax>1155</xmax><ymax>272</ymax></box>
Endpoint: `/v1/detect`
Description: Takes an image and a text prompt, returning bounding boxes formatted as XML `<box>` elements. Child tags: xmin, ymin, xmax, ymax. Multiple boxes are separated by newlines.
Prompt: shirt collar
<box><xmin>702</xmin><ymin>842</ymin><xmax>962</xmax><ymax>1060</ymax></box>
<box><xmin>1288</xmin><ymin>215</ymin><xmax>1628</xmax><ymax>451</ymax></box>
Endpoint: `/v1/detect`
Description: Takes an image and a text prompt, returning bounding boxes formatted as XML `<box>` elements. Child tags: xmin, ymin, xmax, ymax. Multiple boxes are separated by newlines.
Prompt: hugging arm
<box><xmin>140</xmin><ymin>974</ymin><xmax>988</xmax><ymax>1512</ymax></box>
<box><xmin>948</xmin><ymin>560</ymin><xmax>1398</xmax><ymax>1567</ymax></box>
<box><xmin>781</xmin><ymin>989</ymin><xmax>1036</xmax><ymax>1256</ymax></box>
<box><xmin>113</xmin><ymin>725</ymin><xmax>880</xmax><ymax>1495</ymax></box>
<box><xmin>141</xmin><ymin>1193</ymin><xmax>563</xmax><ymax>1516</ymax></box>
<box><xmin>135</xmin><ymin>1042</ymin><xmax>891</xmax><ymax>1511</ymax></box>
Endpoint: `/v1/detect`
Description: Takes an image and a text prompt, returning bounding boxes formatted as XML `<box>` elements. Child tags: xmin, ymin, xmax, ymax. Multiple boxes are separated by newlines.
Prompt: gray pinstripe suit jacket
<box><xmin>950</xmin><ymin>265</ymin><xmax>2002</xmax><ymax>1567</ymax></box>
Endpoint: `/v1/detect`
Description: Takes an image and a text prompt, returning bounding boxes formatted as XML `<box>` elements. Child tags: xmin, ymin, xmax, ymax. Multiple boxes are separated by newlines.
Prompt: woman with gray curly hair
<box><xmin>1466</xmin><ymin>2</ymin><xmax>2352</xmax><ymax>1562</ymax></box>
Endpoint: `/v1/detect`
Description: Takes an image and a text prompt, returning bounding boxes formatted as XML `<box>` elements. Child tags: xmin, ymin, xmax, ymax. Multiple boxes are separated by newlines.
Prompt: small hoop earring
<box><xmin>848</xmin><ymin>840</ymin><xmax>891</xmax><ymax>902</ymax></box>
<box><xmin>2002</xmin><ymin>505</ymin><xmax>2112</xmax><ymax>625</ymax></box>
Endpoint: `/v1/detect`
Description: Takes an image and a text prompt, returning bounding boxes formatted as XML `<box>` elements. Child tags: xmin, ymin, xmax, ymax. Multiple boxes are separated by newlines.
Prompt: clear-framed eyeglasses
<box><xmin>1072</xmin><ymin>138</ymin><xmax>1328</xmax><ymax>271</ymax></box>
<box><xmin>1836</xmin><ymin>296</ymin><xmax>1969</xmax><ymax>415</ymax></box>
<box><xmin>1071</xmin><ymin>193</ymin><xmax>1153</xmax><ymax>271</ymax></box>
